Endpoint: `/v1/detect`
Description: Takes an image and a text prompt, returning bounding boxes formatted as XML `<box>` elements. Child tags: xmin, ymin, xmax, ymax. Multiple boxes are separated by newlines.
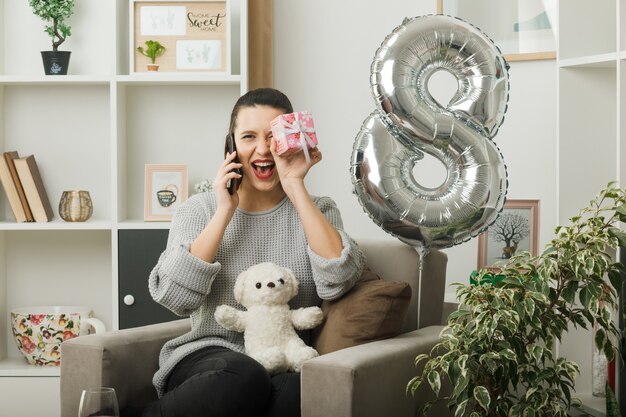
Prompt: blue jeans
<box><xmin>142</xmin><ymin>346</ymin><xmax>301</xmax><ymax>417</ymax></box>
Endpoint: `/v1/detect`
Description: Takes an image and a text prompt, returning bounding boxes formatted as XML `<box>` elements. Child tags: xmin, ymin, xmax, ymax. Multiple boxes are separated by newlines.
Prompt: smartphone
<box><xmin>226</xmin><ymin>134</ymin><xmax>241</xmax><ymax>195</ymax></box>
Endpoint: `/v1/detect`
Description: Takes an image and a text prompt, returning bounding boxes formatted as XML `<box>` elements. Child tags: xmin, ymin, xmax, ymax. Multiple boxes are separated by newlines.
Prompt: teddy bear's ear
<box><xmin>234</xmin><ymin>271</ymin><xmax>247</xmax><ymax>304</ymax></box>
<box><xmin>284</xmin><ymin>267</ymin><xmax>298</xmax><ymax>298</ymax></box>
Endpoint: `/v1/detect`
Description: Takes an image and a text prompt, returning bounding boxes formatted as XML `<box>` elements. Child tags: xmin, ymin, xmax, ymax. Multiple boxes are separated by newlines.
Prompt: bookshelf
<box><xmin>556</xmin><ymin>0</ymin><xmax>623</xmax><ymax>415</ymax></box>
<box><xmin>0</xmin><ymin>0</ymin><xmax>248</xmax><ymax>415</ymax></box>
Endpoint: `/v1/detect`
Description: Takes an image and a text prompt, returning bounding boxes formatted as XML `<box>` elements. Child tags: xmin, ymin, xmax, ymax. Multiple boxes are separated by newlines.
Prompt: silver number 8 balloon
<box><xmin>351</xmin><ymin>15</ymin><xmax>510</xmax><ymax>254</ymax></box>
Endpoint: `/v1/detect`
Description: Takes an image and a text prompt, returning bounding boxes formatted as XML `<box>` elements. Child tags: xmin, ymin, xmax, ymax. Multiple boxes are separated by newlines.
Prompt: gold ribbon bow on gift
<box><xmin>274</xmin><ymin>112</ymin><xmax>317</xmax><ymax>163</ymax></box>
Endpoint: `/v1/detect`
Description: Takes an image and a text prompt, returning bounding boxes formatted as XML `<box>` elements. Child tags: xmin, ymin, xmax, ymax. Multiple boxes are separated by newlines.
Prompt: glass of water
<box><xmin>78</xmin><ymin>387</ymin><xmax>120</xmax><ymax>417</ymax></box>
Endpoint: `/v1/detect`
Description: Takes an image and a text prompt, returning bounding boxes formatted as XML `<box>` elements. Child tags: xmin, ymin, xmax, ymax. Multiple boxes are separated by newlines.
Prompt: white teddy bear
<box><xmin>214</xmin><ymin>262</ymin><xmax>324</xmax><ymax>374</ymax></box>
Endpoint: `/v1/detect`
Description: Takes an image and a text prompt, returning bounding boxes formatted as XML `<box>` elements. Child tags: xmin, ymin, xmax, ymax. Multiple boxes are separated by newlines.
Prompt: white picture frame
<box><xmin>437</xmin><ymin>0</ymin><xmax>556</xmax><ymax>62</ymax></box>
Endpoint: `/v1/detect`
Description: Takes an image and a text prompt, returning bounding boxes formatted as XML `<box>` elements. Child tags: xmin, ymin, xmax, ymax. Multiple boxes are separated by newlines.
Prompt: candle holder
<box><xmin>59</xmin><ymin>190</ymin><xmax>93</xmax><ymax>222</ymax></box>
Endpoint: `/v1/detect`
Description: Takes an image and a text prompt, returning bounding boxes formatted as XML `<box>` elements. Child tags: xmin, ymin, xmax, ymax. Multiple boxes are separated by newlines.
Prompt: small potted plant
<box><xmin>28</xmin><ymin>0</ymin><xmax>74</xmax><ymax>75</ymax></box>
<box><xmin>137</xmin><ymin>40</ymin><xmax>166</xmax><ymax>72</ymax></box>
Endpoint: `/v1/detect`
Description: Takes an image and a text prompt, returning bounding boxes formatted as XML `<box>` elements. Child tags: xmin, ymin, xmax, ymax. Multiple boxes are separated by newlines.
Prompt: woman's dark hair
<box><xmin>224</xmin><ymin>88</ymin><xmax>293</xmax><ymax>155</ymax></box>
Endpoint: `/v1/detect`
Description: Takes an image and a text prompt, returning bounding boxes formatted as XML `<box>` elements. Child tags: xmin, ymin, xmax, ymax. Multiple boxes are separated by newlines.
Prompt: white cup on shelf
<box><xmin>10</xmin><ymin>305</ymin><xmax>106</xmax><ymax>366</ymax></box>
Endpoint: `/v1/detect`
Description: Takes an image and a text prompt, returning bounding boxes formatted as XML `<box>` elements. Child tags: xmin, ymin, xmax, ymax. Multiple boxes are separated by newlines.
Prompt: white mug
<box><xmin>11</xmin><ymin>305</ymin><xmax>106</xmax><ymax>366</ymax></box>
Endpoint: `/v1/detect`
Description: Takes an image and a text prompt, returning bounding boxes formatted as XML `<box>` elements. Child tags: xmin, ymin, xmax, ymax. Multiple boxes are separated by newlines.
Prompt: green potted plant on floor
<box><xmin>409</xmin><ymin>182</ymin><xmax>626</xmax><ymax>417</ymax></box>
<box><xmin>137</xmin><ymin>40</ymin><xmax>166</xmax><ymax>72</ymax></box>
<box><xmin>29</xmin><ymin>0</ymin><xmax>74</xmax><ymax>75</ymax></box>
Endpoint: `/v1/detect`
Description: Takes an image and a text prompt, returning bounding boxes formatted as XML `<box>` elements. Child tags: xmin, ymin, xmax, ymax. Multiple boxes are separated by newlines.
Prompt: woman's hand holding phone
<box><xmin>225</xmin><ymin>135</ymin><xmax>241</xmax><ymax>195</ymax></box>
<box><xmin>214</xmin><ymin>149</ymin><xmax>242</xmax><ymax>214</ymax></box>
<box><xmin>191</xmin><ymin>149</ymin><xmax>241</xmax><ymax>262</ymax></box>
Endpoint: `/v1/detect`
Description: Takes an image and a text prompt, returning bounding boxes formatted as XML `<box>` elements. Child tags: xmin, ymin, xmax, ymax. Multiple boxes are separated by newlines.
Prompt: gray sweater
<box><xmin>149</xmin><ymin>191</ymin><xmax>365</xmax><ymax>397</ymax></box>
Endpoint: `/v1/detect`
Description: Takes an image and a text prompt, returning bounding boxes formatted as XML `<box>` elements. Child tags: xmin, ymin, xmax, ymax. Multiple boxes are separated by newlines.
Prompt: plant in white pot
<box><xmin>29</xmin><ymin>0</ymin><xmax>74</xmax><ymax>75</ymax></box>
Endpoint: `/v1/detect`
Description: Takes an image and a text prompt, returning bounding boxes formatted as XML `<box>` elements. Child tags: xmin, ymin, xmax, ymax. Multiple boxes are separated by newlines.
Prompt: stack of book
<box><xmin>0</xmin><ymin>151</ymin><xmax>54</xmax><ymax>223</ymax></box>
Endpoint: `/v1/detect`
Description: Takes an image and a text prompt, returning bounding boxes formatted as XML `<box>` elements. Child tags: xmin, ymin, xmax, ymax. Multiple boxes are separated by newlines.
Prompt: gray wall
<box><xmin>273</xmin><ymin>0</ymin><xmax>557</xmax><ymax>298</ymax></box>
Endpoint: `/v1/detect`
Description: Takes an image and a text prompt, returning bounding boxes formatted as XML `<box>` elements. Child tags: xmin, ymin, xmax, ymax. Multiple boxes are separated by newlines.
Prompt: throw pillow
<box><xmin>311</xmin><ymin>268</ymin><xmax>412</xmax><ymax>355</ymax></box>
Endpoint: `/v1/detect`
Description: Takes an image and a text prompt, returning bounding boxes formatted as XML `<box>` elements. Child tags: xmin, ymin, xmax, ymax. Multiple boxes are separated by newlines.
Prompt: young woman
<box><xmin>141</xmin><ymin>88</ymin><xmax>364</xmax><ymax>417</ymax></box>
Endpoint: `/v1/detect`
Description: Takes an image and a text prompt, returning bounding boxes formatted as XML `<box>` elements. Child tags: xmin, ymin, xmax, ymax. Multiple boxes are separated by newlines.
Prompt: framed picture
<box><xmin>144</xmin><ymin>164</ymin><xmax>188</xmax><ymax>221</ymax></box>
<box><xmin>437</xmin><ymin>0</ymin><xmax>556</xmax><ymax>62</ymax></box>
<box><xmin>130</xmin><ymin>0</ymin><xmax>229</xmax><ymax>73</ymax></box>
<box><xmin>477</xmin><ymin>199</ymin><xmax>540</xmax><ymax>270</ymax></box>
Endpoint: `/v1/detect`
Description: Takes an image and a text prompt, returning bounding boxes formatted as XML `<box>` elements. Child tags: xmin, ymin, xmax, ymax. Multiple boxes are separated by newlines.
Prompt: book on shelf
<box><xmin>4</xmin><ymin>152</ymin><xmax>34</xmax><ymax>222</ymax></box>
<box><xmin>0</xmin><ymin>151</ymin><xmax>33</xmax><ymax>223</ymax></box>
<box><xmin>13</xmin><ymin>155</ymin><xmax>54</xmax><ymax>222</ymax></box>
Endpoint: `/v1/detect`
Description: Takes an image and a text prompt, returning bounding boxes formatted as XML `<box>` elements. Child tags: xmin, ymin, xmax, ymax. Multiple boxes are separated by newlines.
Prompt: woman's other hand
<box><xmin>270</xmin><ymin>140</ymin><xmax>321</xmax><ymax>193</ymax></box>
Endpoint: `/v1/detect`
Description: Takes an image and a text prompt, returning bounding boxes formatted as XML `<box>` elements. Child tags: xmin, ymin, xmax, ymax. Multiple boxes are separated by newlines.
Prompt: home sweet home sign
<box><xmin>131</xmin><ymin>0</ymin><xmax>229</xmax><ymax>73</ymax></box>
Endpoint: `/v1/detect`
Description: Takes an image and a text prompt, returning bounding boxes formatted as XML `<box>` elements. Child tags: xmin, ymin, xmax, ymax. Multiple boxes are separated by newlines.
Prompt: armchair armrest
<box><xmin>301</xmin><ymin>325</ymin><xmax>451</xmax><ymax>417</ymax></box>
<box><xmin>60</xmin><ymin>319</ymin><xmax>190</xmax><ymax>417</ymax></box>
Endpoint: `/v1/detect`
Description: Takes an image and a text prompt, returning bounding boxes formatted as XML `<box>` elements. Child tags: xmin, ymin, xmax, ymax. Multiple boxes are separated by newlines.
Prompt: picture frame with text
<box><xmin>130</xmin><ymin>0</ymin><xmax>229</xmax><ymax>73</ymax></box>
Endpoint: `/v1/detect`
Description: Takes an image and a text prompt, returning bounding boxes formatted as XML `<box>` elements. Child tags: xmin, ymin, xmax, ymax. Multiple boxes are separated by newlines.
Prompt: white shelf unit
<box><xmin>557</xmin><ymin>1</ymin><xmax>623</xmax><ymax>415</ymax></box>
<box><xmin>0</xmin><ymin>0</ymin><xmax>248</xmax><ymax>415</ymax></box>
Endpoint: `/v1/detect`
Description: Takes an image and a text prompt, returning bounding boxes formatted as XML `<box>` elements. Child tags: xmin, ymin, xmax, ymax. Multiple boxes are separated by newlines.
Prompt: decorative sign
<box><xmin>131</xmin><ymin>0</ymin><xmax>229</xmax><ymax>73</ymax></box>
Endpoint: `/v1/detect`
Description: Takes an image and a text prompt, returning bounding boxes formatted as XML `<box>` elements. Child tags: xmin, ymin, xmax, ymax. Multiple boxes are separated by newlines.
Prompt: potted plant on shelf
<box><xmin>409</xmin><ymin>182</ymin><xmax>626</xmax><ymax>417</ymax></box>
<box><xmin>137</xmin><ymin>40</ymin><xmax>166</xmax><ymax>72</ymax></box>
<box><xmin>28</xmin><ymin>0</ymin><xmax>74</xmax><ymax>75</ymax></box>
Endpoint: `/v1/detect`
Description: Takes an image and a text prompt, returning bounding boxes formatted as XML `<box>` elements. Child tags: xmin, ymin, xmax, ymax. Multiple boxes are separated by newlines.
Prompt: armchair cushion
<box><xmin>312</xmin><ymin>268</ymin><xmax>411</xmax><ymax>355</ymax></box>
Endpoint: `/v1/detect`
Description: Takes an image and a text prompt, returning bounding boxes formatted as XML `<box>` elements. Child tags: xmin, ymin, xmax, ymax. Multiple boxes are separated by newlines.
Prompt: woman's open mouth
<box><xmin>251</xmin><ymin>160</ymin><xmax>275</xmax><ymax>180</ymax></box>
